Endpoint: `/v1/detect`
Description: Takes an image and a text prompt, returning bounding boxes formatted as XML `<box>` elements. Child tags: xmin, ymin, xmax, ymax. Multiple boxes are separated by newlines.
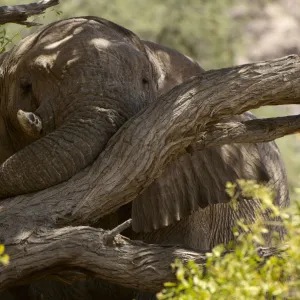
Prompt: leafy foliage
<box><xmin>158</xmin><ymin>181</ymin><xmax>299</xmax><ymax>300</ymax></box>
<box><xmin>0</xmin><ymin>26</ymin><xmax>13</xmax><ymax>53</ymax></box>
<box><xmin>0</xmin><ymin>245</ymin><xmax>9</xmax><ymax>266</ymax></box>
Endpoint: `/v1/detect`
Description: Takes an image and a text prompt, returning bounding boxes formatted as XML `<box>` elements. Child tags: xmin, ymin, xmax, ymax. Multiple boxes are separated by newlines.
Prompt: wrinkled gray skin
<box><xmin>0</xmin><ymin>17</ymin><xmax>289</xmax><ymax>300</ymax></box>
<box><xmin>0</xmin><ymin>17</ymin><xmax>157</xmax><ymax>196</ymax></box>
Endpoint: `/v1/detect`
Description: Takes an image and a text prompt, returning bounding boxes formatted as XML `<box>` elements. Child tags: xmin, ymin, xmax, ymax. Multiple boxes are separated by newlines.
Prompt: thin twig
<box><xmin>103</xmin><ymin>219</ymin><xmax>133</xmax><ymax>245</ymax></box>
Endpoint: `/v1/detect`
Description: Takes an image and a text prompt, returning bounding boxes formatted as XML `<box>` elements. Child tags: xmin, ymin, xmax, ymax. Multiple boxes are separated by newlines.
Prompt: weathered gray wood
<box><xmin>0</xmin><ymin>226</ymin><xmax>207</xmax><ymax>291</ymax></box>
<box><xmin>72</xmin><ymin>54</ymin><xmax>300</xmax><ymax>223</ymax></box>
<box><xmin>0</xmin><ymin>0</ymin><xmax>59</xmax><ymax>25</ymax></box>
<box><xmin>0</xmin><ymin>55</ymin><xmax>300</xmax><ymax>291</ymax></box>
<box><xmin>195</xmin><ymin>114</ymin><xmax>300</xmax><ymax>150</ymax></box>
<box><xmin>0</xmin><ymin>225</ymin><xmax>288</xmax><ymax>292</ymax></box>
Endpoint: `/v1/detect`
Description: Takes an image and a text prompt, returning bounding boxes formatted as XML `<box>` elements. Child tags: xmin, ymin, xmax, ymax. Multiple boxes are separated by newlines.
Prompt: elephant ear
<box><xmin>131</xmin><ymin>113</ymin><xmax>289</xmax><ymax>233</ymax></box>
<box><xmin>143</xmin><ymin>40</ymin><xmax>204</xmax><ymax>95</ymax></box>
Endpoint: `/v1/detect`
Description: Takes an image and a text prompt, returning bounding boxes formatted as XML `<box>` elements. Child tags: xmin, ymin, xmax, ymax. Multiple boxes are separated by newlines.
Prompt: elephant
<box><xmin>0</xmin><ymin>16</ymin><xmax>289</xmax><ymax>300</ymax></box>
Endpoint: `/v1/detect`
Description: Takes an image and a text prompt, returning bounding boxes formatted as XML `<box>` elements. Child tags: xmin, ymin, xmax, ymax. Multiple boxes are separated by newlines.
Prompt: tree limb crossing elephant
<box><xmin>0</xmin><ymin>17</ymin><xmax>289</xmax><ymax>300</ymax></box>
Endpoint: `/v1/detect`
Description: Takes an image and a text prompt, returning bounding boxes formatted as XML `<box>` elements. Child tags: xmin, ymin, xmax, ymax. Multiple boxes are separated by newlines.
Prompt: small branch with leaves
<box><xmin>0</xmin><ymin>0</ymin><xmax>60</xmax><ymax>26</ymax></box>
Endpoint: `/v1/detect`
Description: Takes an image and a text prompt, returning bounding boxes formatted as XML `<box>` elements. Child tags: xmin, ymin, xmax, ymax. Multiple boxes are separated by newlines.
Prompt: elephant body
<box><xmin>0</xmin><ymin>17</ymin><xmax>289</xmax><ymax>300</ymax></box>
<box><xmin>132</xmin><ymin>41</ymin><xmax>288</xmax><ymax>249</ymax></box>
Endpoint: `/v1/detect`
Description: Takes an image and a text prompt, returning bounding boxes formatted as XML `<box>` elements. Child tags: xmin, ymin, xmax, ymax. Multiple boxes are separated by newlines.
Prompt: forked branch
<box><xmin>1</xmin><ymin>55</ymin><xmax>300</xmax><ymax>233</ymax></box>
<box><xmin>0</xmin><ymin>0</ymin><xmax>59</xmax><ymax>26</ymax></box>
<box><xmin>72</xmin><ymin>55</ymin><xmax>300</xmax><ymax>223</ymax></box>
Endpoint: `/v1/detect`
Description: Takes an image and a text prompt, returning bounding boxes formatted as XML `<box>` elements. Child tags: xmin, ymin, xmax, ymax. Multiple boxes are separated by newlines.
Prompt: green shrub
<box><xmin>158</xmin><ymin>180</ymin><xmax>300</xmax><ymax>300</ymax></box>
<box><xmin>0</xmin><ymin>245</ymin><xmax>9</xmax><ymax>266</ymax></box>
<box><xmin>0</xmin><ymin>26</ymin><xmax>11</xmax><ymax>53</ymax></box>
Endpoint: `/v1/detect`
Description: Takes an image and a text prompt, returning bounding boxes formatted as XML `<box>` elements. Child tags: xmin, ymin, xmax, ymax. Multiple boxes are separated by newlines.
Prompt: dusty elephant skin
<box><xmin>0</xmin><ymin>17</ymin><xmax>289</xmax><ymax>300</ymax></box>
<box><xmin>0</xmin><ymin>16</ymin><xmax>157</xmax><ymax>198</ymax></box>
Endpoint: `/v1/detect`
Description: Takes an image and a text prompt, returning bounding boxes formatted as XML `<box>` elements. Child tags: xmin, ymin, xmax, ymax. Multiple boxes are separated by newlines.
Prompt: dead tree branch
<box><xmin>0</xmin><ymin>226</ymin><xmax>288</xmax><ymax>292</ymax></box>
<box><xmin>71</xmin><ymin>54</ymin><xmax>300</xmax><ymax>223</ymax></box>
<box><xmin>196</xmin><ymin>114</ymin><xmax>300</xmax><ymax>150</ymax></box>
<box><xmin>1</xmin><ymin>55</ymin><xmax>300</xmax><ymax>291</ymax></box>
<box><xmin>0</xmin><ymin>0</ymin><xmax>59</xmax><ymax>26</ymax></box>
<box><xmin>0</xmin><ymin>226</ymin><xmax>207</xmax><ymax>292</ymax></box>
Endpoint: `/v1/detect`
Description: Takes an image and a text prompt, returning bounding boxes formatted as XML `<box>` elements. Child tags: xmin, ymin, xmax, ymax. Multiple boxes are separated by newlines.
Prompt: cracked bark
<box><xmin>195</xmin><ymin>114</ymin><xmax>300</xmax><ymax>150</ymax></box>
<box><xmin>0</xmin><ymin>226</ymin><xmax>288</xmax><ymax>292</ymax></box>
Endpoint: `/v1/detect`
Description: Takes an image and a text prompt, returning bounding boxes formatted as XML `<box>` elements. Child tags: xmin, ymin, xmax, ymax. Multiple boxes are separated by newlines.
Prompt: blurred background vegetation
<box><xmin>2</xmin><ymin>0</ymin><xmax>300</xmax><ymax>199</ymax></box>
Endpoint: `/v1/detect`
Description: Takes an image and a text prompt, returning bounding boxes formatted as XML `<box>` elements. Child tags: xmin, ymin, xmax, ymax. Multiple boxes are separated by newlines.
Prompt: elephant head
<box><xmin>0</xmin><ymin>17</ymin><xmax>157</xmax><ymax>197</ymax></box>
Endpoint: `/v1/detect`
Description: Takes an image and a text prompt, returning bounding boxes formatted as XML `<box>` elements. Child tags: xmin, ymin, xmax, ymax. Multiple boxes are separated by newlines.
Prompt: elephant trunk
<box><xmin>0</xmin><ymin>106</ymin><xmax>125</xmax><ymax>198</ymax></box>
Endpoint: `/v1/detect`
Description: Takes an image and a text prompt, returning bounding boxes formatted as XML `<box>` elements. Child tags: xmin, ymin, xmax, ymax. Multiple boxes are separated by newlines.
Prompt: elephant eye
<box><xmin>20</xmin><ymin>78</ymin><xmax>32</xmax><ymax>94</ymax></box>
